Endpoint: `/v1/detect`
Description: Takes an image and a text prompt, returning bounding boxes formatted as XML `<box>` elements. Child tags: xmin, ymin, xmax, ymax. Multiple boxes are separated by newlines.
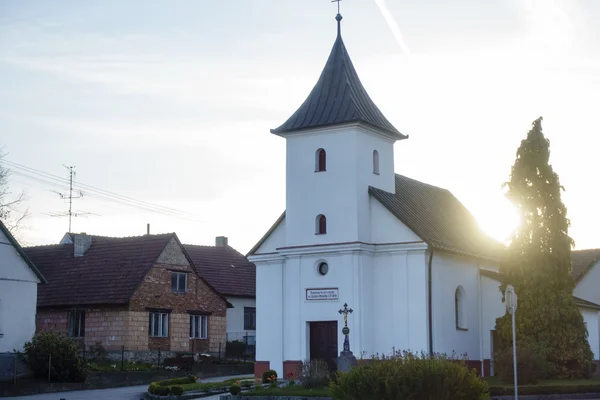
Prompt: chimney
<box><xmin>147</xmin><ymin>223</ymin><xmax>150</xmax><ymax>235</ymax></box>
<box><xmin>74</xmin><ymin>233</ymin><xmax>92</xmax><ymax>257</ymax></box>
<box><xmin>215</xmin><ymin>236</ymin><xmax>228</xmax><ymax>247</ymax></box>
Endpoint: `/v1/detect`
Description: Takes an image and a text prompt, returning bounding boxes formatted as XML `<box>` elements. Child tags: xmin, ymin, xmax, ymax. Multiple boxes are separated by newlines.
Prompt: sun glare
<box><xmin>473</xmin><ymin>197</ymin><xmax>521</xmax><ymax>244</ymax></box>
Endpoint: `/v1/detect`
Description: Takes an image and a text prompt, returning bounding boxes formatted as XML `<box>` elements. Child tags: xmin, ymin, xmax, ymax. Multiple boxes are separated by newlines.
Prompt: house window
<box><xmin>244</xmin><ymin>307</ymin><xmax>256</xmax><ymax>330</ymax></box>
<box><xmin>190</xmin><ymin>315</ymin><xmax>208</xmax><ymax>339</ymax></box>
<box><xmin>68</xmin><ymin>310</ymin><xmax>85</xmax><ymax>338</ymax></box>
<box><xmin>455</xmin><ymin>286</ymin><xmax>467</xmax><ymax>330</ymax></box>
<box><xmin>315</xmin><ymin>149</ymin><xmax>326</xmax><ymax>172</ymax></box>
<box><xmin>149</xmin><ymin>312</ymin><xmax>169</xmax><ymax>337</ymax></box>
<box><xmin>171</xmin><ymin>272</ymin><xmax>188</xmax><ymax>293</ymax></box>
<box><xmin>316</xmin><ymin>214</ymin><xmax>327</xmax><ymax>235</ymax></box>
<box><xmin>373</xmin><ymin>150</ymin><xmax>380</xmax><ymax>174</ymax></box>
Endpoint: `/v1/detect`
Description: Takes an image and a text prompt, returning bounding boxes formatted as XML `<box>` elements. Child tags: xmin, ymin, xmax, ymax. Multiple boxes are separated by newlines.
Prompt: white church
<box><xmin>247</xmin><ymin>13</ymin><xmax>600</xmax><ymax>379</ymax></box>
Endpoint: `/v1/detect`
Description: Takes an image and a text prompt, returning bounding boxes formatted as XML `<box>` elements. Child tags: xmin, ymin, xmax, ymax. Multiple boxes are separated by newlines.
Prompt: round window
<box><xmin>318</xmin><ymin>262</ymin><xmax>329</xmax><ymax>276</ymax></box>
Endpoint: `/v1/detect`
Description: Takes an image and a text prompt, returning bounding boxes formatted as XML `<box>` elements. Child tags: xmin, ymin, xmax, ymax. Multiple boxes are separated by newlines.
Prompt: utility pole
<box><xmin>49</xmin><ymin>165</ymin><xmax>93</xmax><ymax>233</ymax></box>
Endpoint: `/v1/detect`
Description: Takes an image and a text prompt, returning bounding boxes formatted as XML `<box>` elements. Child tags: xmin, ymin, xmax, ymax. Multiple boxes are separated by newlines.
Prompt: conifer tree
<box><xmin>495</xmin><ymin>117</ymin><xmax>594</xmax><ymax>379</ymax></box>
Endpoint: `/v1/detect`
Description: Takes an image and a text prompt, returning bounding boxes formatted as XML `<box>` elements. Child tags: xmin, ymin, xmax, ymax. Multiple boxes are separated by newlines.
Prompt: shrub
<box><xmin>262</xmin><ymin>369</ymin><xmax>277</xmax><ymax>383</ymax></box>
<box><xmin>329</xmin><ymin>350</ymin><xmax>489</xmax><ymax>400</ymax></box>
<box><xmin>88</xmin><ymin>341</ymin><xmax>108</xmax><ymax>361</ymax></box>
<box><xmin>155</xmin><ymin>386</ymin><xmax>170</xmax><ymax>396</ymax></box>
<box><xmin>163</xmin><ymin>354</ymin><xmax>194</xmax><ymax>371</ymax></box>
<box><xmin>226</xmin><ymin>340</ymin><xmax>246</xmax><ymax>358</ymax></box>
<box><xmin>170</xmin><ymin>385</ymin><xmax>184</xmax><ymax>396</ymax></box>
<box><xmin>148</xmin><ymin>382</ymin><xmax>159</xmax><ymax>394</ymax></box>
<box><xmin>298</xmin><ymin>359</ymin><xmax>330</xmax><ymax>389</ymax></box>
<box><xmin>230</xmin><ymin>383</ymin><xmax>242</xmax><ymax>395</ymax></box>
<box><xmin>156</xmin><ymin>375</ymin><xmax>196</xmax><ymax>386</ymax></box>
<box><xmin>23</xmin><ymin>332</ymin><xmax>89</xmax><ymax>382</ymax></box>
<box><xmin>494</xmin><ymin>342</ymin><xmax>547</xmax><ymax>384</ymax></box>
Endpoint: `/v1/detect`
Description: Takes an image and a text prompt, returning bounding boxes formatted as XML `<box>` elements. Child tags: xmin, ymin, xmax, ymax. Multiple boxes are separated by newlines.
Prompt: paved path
<box><xmin>5</xmin><ymin>375</ymin><xmax>251</xmax><ymax>400</ymax></box>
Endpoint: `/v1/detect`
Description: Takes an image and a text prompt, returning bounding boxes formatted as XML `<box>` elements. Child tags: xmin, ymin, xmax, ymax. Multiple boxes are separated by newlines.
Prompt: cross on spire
<box><xmin>332</xmin><ymin>0</ymin><xmax>343</xmax><ymax>35</ymax></box>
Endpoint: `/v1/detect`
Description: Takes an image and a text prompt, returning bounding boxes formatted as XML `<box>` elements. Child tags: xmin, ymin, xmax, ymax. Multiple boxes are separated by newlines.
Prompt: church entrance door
<box><xmin>309</xmin><ymin>321</ymin><xmax>338</xmax><ymax>371</ymax></box>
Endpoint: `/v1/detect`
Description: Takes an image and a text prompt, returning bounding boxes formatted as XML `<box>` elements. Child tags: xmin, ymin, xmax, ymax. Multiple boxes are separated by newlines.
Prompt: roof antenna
<box><xmin>332</xmin><ymin>0</ymin><xmax>343</xmax><ymax>36</ymax></box>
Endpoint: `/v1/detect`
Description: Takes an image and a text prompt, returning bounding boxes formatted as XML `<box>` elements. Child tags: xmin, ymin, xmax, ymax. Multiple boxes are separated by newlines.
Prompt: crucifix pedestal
<box><xmin>337</xmin><ymin>303</ymin><xmax>357</xmax><ymax>372</ymax></box>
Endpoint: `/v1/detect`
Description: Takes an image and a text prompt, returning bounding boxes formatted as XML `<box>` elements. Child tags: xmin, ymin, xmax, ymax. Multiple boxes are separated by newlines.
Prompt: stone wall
<box><xmin>36</xmin><ymin>310</ymin><xmax>68</xmax><ymax>334</ymax></box>
<box><xmin>209</xmin><ymin>316</ymin><xmax>227</xmax><ymax>353</ymax></box>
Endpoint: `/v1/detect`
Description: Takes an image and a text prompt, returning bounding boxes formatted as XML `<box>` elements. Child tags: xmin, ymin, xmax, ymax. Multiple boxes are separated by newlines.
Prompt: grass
<box><xmin>168</xmin><ymin>376</ymin><xmax>254</xmax><ymax>393</ymax></box>
<box><xmin>484</xmin><ymin>376</ymin><xmax>600</xmax><ymax>388</ymax></box>
<box><xmin>88</xmin><ymin>360</ymin><xmax>154</xmax><ymax>372</ymax></box>
<box><xmin>243</xmin><ymin>385</ymin><xmax>330</xmax><ymax>397</ymax></box>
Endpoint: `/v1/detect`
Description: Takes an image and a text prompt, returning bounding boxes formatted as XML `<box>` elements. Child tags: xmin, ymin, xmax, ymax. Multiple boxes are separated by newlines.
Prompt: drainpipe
<box><xmin>428</xmin><ymin>248</ymin><xmax>434</xmax><ymax>356</ymax></box>
<box><xmin>478</xmin><ymin>264</ymin><xmax>484</xmax><ymax>376</ymax></box>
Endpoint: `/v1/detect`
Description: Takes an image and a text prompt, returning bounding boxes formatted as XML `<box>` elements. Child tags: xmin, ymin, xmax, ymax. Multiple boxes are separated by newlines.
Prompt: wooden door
<box><xmin>310</xmin><ymin>321</ymin><xmax>338</xmax><ymax>371</ymax></box>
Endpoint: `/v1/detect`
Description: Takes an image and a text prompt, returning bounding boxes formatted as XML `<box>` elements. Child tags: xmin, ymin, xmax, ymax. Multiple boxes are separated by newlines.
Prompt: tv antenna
<box><xmin>48</xmin><ymin>165</ymin><xmax>97</xmax><ymax>232</ymax></box>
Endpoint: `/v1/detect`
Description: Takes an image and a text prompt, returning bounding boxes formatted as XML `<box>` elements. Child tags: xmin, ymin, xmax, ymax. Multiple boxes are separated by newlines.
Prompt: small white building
<box><xmin>248</xmin><ymin>13</ymin><xmax>600</xmax><ymax>379</ymax></box>
<box><xmin>573</xmin><ymin>250</ymin><xmax>600</xmax><ymax>368</ymax></box>
<box><xmin>0</xmin><ymin>220</ymin><xmax>46</xmax><ymax>380</ymax></box>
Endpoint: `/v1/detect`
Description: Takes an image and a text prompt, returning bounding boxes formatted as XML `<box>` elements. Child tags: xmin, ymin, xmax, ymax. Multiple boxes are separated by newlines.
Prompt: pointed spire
<box><xmin>270</xmin><ymin>14</ymin><xmax>406</xmax><ymax>140</ymax></box>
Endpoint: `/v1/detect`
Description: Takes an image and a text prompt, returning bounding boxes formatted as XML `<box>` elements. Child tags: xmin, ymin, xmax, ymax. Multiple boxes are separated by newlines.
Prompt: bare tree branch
<box><xmin>0</xmin><ymin>148</ymin><xmax>30</xmax><ymax>234</ymax></box>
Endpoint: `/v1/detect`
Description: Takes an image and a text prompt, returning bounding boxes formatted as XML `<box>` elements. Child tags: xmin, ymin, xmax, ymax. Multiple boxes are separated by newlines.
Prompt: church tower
<box><xmin>271</xmin><ymin>12</ymin><xmax>407</xmax><ymax>247</ymax></box>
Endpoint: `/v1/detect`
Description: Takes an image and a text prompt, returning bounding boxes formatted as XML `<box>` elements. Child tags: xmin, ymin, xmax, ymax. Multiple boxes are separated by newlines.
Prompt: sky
<box><xmin>1</xmin><ymin>0</ymin><xmax>599</xmax><ymax>253</ymax></box>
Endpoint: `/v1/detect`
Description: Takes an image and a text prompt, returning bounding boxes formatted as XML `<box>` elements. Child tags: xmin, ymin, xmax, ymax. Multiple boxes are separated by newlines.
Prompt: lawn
<box><xmin>243</xmin><ymin>385</ymin><xmax>331</xmax><ymax>397</ymax></box>
<box><xmin>88</xmin><ymin>360</ymin><xmax>154</xmax><ymax>371</ymax></box>
<box><xmin>485</xmin><ymin>376</ymin><xmax>600</xmax><ymax>387</ymax></box>
<box><xmin>484</xmin><ymin>376</ymin><xmax>600</xmax><ymax>396</ymax></box>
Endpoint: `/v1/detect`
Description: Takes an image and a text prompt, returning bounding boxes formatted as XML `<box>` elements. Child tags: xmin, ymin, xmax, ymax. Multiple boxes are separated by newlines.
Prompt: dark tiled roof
<box><xmin>183</xmin><ymin>244</ymin><xmax>255</xmax><ymax>298</ymax></box>
<box><xmin>0</xmin><ymin>220</ymin><xmax>46</xmax><ymax>283</ymax></box>
<box><xmin>369</xmin><ymin>174</ymin><xmax>506</xmax><ymax>262</ymax></box>
<box><xmin>270</xmin><ymin>28</ymin><xmax>406</xmax><ymax>140</ymax></box>
<box><xmin>571</xmin><ymin>248</ymin><xmax>600</xmax><ymax>282</ymax></box>
<box><xmin>24</xmin><ymin>234</ymin><xmax>175</xmax><ymax>307</ymax></box>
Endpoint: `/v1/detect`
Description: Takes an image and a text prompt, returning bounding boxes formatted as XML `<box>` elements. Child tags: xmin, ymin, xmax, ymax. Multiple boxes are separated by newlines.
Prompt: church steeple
<box><xmin>271</xmin><ymin>13</ymin><xmax>406</xmax><ymax>140</ymax></box>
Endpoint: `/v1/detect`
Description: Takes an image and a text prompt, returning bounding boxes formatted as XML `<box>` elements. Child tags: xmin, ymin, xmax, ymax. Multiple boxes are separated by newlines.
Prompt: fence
<box><xmin>225</xmin><ymin>332</ymin><xmax>256</xmax><ymax>361</ymax></box>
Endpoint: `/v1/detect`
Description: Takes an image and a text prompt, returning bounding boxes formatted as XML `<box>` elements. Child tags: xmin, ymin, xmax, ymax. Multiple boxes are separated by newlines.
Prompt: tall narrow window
<box><xmin>455</xmin><ymin>286</ymin><xmax>467</xmax><ymax>330</ymax></box>
<box><xmin>68</xmin><ymin>310</ymin><xmax>85</xmax><ymax>338</ymax></box>
<box><xmin>171</xmin><ymin>272</ymin><xmax>188</xmax><ymax>293</ymax></box>
<box><xmin>190</xmin><ymin>315</ymin><xmax>208</xmax><ymax>339</ymax></box>
<box><xmin>316</xmin><ymin>214</ymin><xmax>327</xmax><ymax>235</ymax></box>
<box><xmin>373</xmin><ymin>150</ymin><xmax>380</xmax><ymax>174</ymax></box>
<box><xmin>150</xmin><ymin>311</ymin><xmax>169</xmax><ymax>337</ymax></box>
<box><xmin>244</xmin><ymin>307</ymin><xmax>256</xmax><ymax>330</ymax></box>
<box><xmin>315</xmin><ymin>149</ymin><xmax>326</xmax><ymax>172</ymax></box>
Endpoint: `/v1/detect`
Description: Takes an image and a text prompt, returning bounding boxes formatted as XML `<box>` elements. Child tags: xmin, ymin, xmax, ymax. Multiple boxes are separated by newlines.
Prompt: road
<box><xmin>5</xmin><ymin>375</ymin><xmax>250</xmax><ymax>400</ymax></box>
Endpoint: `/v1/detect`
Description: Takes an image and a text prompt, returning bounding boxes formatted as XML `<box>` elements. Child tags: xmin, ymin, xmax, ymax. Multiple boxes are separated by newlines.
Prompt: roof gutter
<box><xmin>428</xmin><ymin>248</ymin><xmax>434</xmax><ymax>357</ymax></box>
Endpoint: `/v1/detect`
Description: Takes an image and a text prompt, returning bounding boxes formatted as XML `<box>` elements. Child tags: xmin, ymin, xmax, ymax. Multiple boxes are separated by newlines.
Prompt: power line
<box><xmin>2</xmin><ymin>160</ymin><xmax>204</xmax><ymax>221</ymax></box>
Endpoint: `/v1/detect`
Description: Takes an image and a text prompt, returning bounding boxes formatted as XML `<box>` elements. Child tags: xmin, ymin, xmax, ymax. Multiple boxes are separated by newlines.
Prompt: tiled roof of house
<box><xmin>183</xmin><ymin>244</ymin><xmax>255</xmax><ymax>298</ymax></box>
<box><xmin>24</xmin><ymin>233</ymin><xmax>176</xmax><ymax>307</ymax></box>
<box><xmin>369</xmin><ymin>174</ymin><xmax>506</xmax><ymax>262</ymax></box>
<box><xmin>270</xmin><ymin>21</ymin><xmax>406</xmax><ymax>140</ymax></box>
<box><xmin>571</xmin><ymin>248</ymin><xmax>600</xmax><ymax>282</ymax></box>
<box><xmin>0</xmin><ymin>220</ymin><xmax>46</xmax><ymax>283</ymax></box>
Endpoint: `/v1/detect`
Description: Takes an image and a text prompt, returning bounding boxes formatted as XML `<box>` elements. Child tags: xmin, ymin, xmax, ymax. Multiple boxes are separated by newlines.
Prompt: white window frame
<box><xmin>171</xmin><ymin>272</ymin><xmax>188</xmax><ymax>293</ymax></box>
<box><xmin>190</xmin><ymin>315</ymin><xmax>208</xmax><ymax>339</ymax></box>
<box><xmin>150</xmin><ymin>312</ymin><xmax>169</xmax><ymax>337</ymax></box>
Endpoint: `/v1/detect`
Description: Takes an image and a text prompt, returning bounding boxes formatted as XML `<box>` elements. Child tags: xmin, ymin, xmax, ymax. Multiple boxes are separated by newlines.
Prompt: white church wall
<box><xmin>369</xmin><ymin>198</ymin><xmax>423</xmax><ymax>244</ymax></box>
<box><xmin>575</xmin><ymin>261</ymin><xmax>600</xmax><ymax>306</ymax></box>
<box><xmin>480</xmin><ymin>274</ymin><xmax>506</xmax><ymax>362</ymax></box>
<box><xmin>254</xmin><ymin>218</ymin><xmax>286</xmax><ymax>254</ymax></box>
<box><xmin>581</xmin><ymin>309</ymin><xmax>600</xmax><ymax>360</ymax></box>
<box><xmin>431</xmin><ymin>253</ymin><xmax>481</xmax><ymax>360</ymax></box>
<box><xmin>371</xmin><ymin>249</ymin><xmax>428</xmax><ymax>356</ymax></box>
<box><xmin>255</xmin><ymin>260</ymin><xmax>284</xmax><ymax>375</ymax></box>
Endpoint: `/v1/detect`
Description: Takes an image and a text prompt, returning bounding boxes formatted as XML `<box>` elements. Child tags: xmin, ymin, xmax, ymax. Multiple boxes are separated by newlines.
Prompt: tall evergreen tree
<box><xmin>495</xmin><ymin>117</ymin><xmax>594</xmax><ymax>379</ymax></box>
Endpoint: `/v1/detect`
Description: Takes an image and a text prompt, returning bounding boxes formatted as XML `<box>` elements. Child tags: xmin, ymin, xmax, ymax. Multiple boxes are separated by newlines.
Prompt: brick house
<box><xmin>23</xmin><ymin>232</ymin><xmax>228</xmax><ymax>360</ymax></box>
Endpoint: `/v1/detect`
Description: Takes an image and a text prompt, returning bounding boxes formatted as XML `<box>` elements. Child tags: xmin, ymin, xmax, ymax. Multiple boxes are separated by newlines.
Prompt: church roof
<box><xmin>271</xmin><ymin>17</ymin><xmax>406</xmax><ymax>140</ymax></box>
<box><xmin>369</xmin><ymin>174</ymin><xmax>506</xmax><ymax>262</ymax></box>
<box><xmin>571</xmin><ymin>248</ymin><xmax>600</xmax><ymax>283</ymax></box>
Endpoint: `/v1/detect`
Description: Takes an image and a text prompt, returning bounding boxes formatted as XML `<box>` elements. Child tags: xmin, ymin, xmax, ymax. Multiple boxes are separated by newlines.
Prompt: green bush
<box><xmin>226</xmin><ymin>340</ymin><xmax>247</xmax><ymax>358</ymax></box>
<box><xmin>155</xmin><ymin>386</ymin><xmax>170</xmax><ymax>396</ymax></box>
<box><xmin>262</xmin><ymin>369</ymin><xmax>277</xmax><ymax>383</ymax></box>
<box><xmin>88</xmin><ymin>341</ymin><xmax>108</xmax><ymax>361</ymax></box>
<box><xmin>156</xmin><ymin>375</ymin><xmax>196</xmax><ymax>386</ymax></box>
<box><xmin>23</xmin><ymin>332</ymin><xmax>89</xmax><ymax>382</ymax></box>
<box><xmin>148</xmin><ymin>382</ymin><xmax>159</xmax><ymax>394</ymax></box>
<box><xmin>299</xmin><ymin>359</ymin><xmax>330</xmax><ymax>389</ymax></box>
<box><xmin>329</xmin><ymin>351</ymin><xmax>489</xmax><ymax>400</ymax></box>
<box><xmin>230</xmin><ymin>383</ymin><xmax>242</xmax><ymax>395</ymax></box>
<box><xmin>494</xmin><ymin>342</ymin><xmax>547</xmax><ymax>384</ymax></box>
<box><xmin>170</xmin><ymin>385</ymin><xmax>184</xmax><ymax>396</ymax></box>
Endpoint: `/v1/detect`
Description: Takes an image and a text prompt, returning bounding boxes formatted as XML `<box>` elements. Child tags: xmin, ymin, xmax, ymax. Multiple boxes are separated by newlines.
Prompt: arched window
<box><xmin>373</xmin><ymin>150</ymin><xmax>379</xmax><ymax>174</ymax></box>
<box><xmin>455</xmin><ymin>286</ymin><xmax>467</xmax><ymax>330</ymax></box>
<box><xmin>315</xmin><ymin>149</ymin><xmax>326</xmax><ymax>172</ymax></box>
<box><xmin>316</xmin><ymin>214</ymin><xmax>327</xmax><ymax>235</ymax></box>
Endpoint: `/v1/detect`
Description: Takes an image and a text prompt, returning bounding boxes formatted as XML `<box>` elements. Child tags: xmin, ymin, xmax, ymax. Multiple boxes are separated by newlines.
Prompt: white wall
<box><xmin>226</xmin><ymin>297</ymin><xmax>256</xmax><ymax>340</ymax></box>
<box><xmin>255</xmin><ymin>261</ymin><xmax>283</xmax><ymax>374</ymax></box>
<box><xmin>285</xmin><ymin>125</ymin><xmax>396</xmax><ymax>247</ymax></box>
<box><xmin>369</xmin><ymin>199</ymin><xmax>422</xmax><ymax>244</ymax></box>
<box><xmin>581</xmin><ymin>309</ymin><xmax>600</xmax><ymax>360</ymax></box>
<box><xmin>0</xmin><ymin>229</ymin><xmax>40</xmax><ymax>353</ymax></box>
<box><xmin>480</xmin><ymin>274</ymin><xmax>506</xmax><ymax>362</ymax></box>
<box><xmin>575</xmin><ymin>261</ymin><xmax>600</xmax><ymax>306</ymax></box>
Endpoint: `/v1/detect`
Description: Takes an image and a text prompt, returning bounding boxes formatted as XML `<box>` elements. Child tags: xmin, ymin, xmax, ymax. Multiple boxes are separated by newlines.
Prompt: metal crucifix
<box><xmin>338</xmin><ymin>302</ymin><xmax>353</xmax><ymax>352</ymax></box>
<box><xmin>331</xmin><ymin>0</ymin><xmax>342</xmax><ymax>15</ymax></box>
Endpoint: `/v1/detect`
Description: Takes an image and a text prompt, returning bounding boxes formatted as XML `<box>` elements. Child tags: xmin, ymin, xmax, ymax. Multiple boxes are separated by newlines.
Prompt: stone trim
<box><xmin>254</xmin><ymin>361</ymin><xmax>270</xmax><ymax>379</ymax></box>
